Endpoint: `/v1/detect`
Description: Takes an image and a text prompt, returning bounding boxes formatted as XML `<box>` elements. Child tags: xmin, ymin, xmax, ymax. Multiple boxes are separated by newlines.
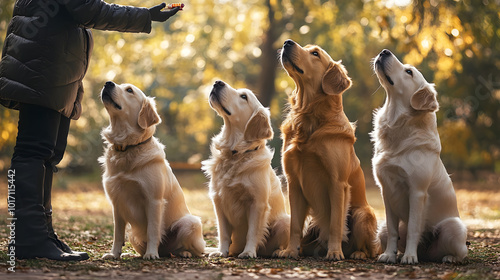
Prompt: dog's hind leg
<box><xmin>427</xmin><ymin>217</ymin><xmax>467</xmax><ymax>263</ymax></box>
<box><xmin>171</xmin><ymin>214</ymin><xmax>206</xmax><ymax>257</ymax></box>
<box><xmin>258</xmin><ymin>214</ymin><xmax>290</xmax><ymax>257</ymax></box>
<box><xmin>348</xmin><ymin>205</ymin><xmax>380</xmax><ymax>259</ymax></box>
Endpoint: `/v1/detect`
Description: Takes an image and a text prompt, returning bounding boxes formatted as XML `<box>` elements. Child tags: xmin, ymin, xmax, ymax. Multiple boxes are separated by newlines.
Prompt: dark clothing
<box><xmin>0</xmin><ymin>0</ymin><xmax>152</xmax><ymax>120</ymax></box>
<box><xmin>13</xmin><ymin>103</ymin><xmax>70</xmax><ymax>166</ymax></box>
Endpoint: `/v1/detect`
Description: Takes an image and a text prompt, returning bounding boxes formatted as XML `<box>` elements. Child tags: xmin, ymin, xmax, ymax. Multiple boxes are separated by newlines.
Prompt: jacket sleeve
<box><xmin>63</xmin><ymin>0</ymin><xmax>152</xmax><ymax>33</ymax></box>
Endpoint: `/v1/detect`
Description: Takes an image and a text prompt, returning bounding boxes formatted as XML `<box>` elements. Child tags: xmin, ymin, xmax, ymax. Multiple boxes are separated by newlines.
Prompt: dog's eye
<box><xmin>240</xmin><ymin>94</ymin><xmax>247</xmax><ymax>100</ymax></box>
<box><xmin>405</xmin><ymin>69</ymin><xmax>413</xmax><ymax>76</ymax></box>
<box><xmin>126</xmin><ymin>88</ymin><xmax>134</xmax><ymax>94</ymax></box>
<box><xmin>311</xmin><ymin>51</ymin><xmax>319</xmax><ymax>57</ymax></box>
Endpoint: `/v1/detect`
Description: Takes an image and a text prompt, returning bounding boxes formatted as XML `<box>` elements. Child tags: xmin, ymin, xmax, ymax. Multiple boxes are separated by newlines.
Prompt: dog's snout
<box><xmin>105</xmin><ymin>81</ymin><xmax>115</xmax><ymax>88</ymax></box>
<box><xmin>380</xmin><ymin>49</ymin><xmax>392</xmax><ymax>57</ymax></box>
<box><xmin>284</xmin><ymin>40</ymin><xmax>295</xmax><ymax>47</ymax></box>
<box><xmin>214</xmin><ymin>80</ymin><xmax>225</xmax><ymax>88</ymax></box>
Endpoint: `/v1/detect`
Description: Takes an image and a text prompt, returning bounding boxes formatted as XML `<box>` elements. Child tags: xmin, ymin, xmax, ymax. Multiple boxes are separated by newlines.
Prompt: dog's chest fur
<box><xmin>372</xmin><ymin>106</ymin><xmax>441</xmax><ymax>158</ymax></box>
<box><xmin>204</xmin><ymin>147</ymin><xmax>273</xmax><ymax>223</ymax></box>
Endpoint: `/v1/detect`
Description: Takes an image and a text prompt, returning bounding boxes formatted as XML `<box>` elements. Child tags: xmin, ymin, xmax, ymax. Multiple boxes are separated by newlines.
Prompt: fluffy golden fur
<box><xmin>372</xmin><ymin>49</ymin><xmax>467</xmax><ymax>264</ymax></box>
<box><xmin>202</xmin><ymin>80</ymin><xmax>290</xmax><ymax>258</ymax></box>
<box><xmin>99</xmin><ymin>82</ymin><xmax>205</xmax><ymax>260</ymax></box>
<box><xmin>278</xmin><ymin>40</ymin><xmax>379</xmax><ymax>261</ymax></box>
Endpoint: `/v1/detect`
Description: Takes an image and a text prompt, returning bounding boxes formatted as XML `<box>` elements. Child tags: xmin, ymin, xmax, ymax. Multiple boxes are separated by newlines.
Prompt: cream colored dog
<box><xmin>202</xmin><ymin>80</ymin><xmax>290</xmax><ymax>258</ymax></box>
<box><xmin>99</xmin><ymin>81</ymin><xmax>205</xmax><ymax>260</ymax></box>
<box><xmin>372</xmin><ymin>49</ymin><xmax>468</xmax><ymax>264</ymax></box>
<box><xmin>278</xmin><ymin>40</ymin><xmax>379</xmax><ymax>261</ymax></box>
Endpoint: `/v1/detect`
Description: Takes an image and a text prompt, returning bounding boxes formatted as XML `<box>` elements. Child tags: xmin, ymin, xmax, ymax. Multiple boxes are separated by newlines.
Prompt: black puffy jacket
<box><xmin>0</xmin><ymin>0</ymin><xmax>152</xmax><ymax>119</ymax></box>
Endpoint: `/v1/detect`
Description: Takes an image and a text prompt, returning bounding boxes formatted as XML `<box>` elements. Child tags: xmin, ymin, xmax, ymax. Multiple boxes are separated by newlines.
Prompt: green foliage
<box><xmin>0</xmin><ymin>0</ymin><xmax>498</xmax><ymax>172</ymax></box>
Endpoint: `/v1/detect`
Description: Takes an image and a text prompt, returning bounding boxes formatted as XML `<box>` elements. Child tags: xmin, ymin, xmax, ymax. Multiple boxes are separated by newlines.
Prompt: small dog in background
<box><xmin>278</xmin><ymin>40</ymin><xmax>379</xmax><ymax>261</ymax></box>
<box><xmin>99</xmin><ymin>81</ymin><xmax>205</xmax><ymax>260</ymax></box>
<box><xmin>202</xmin><ymin>80</ymin><xmax>290</xmax><ymax>258</ymax></box>
<box><xmin>372</xmin><ymin>49</ymin><xmax>468</xmax><ymax>264</ymax></box>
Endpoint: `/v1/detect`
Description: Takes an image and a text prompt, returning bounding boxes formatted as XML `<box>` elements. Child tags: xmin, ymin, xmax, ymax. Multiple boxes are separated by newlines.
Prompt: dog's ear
<box><xmin>244</xmin><ymin>107</ymin><xmax>273</xmax><ymax>141</ymax></box>
<box><xmin>410</xmin><ymin>84</ymin><xmax>439</xmax><ymax>112</ymax></box>
<box><xmin>322</xmin><ymin>62</ymin><xmax>352</xmax><ymax>95</ymax></box>
<box><xmin>138</xmin><ymin>98</ymin><xmax>161</xmax><ymax>129</ymax></box>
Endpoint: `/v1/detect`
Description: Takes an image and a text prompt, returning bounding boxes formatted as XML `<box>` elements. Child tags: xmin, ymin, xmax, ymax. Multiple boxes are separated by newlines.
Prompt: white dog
<box><xmin>99</xmin><ymin>81</ymin><xmax>205</xmax><ymax>260</ymax></box>
<box><xmin>372</xmin><ymin>50</ymin><xmax>468</xmax><ymax>264</ymax></box>
<box><xmin>202</xmin><ymin>80</ymin><xmax>290</xmax><ymax>258</ymax></box>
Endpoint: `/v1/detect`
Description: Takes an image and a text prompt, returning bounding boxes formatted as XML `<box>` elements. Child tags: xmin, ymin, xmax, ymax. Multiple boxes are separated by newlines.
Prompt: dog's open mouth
<box><xmin>101</xmin><ymin>91</ymin><xmax>122</xmax><ymax>110</ymax></box>
<box><xmin>281</xmin><ymin>51</ymin><xmax>304</xmax><ymax>74</ymax></box>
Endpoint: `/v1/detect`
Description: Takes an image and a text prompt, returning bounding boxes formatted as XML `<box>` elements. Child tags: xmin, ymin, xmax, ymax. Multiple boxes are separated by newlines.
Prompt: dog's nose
<box><xmin>284</xmin><ymin>39</ymin><xmax>295</xmax><ymax>47</ymax></box>
<box><xmin>105</xmin><ymin>81</ymin><xmax>115</xmax><ymax>88</ymax></box>
<box><xmin>214</xmin><ymin>80</ymin><xmax>225</xmax><ymax>88</ymax></box>
<box><xmin>380</xmin><ymin>49</ymin><xmax>392</xmax><ymax>56</ymax></box>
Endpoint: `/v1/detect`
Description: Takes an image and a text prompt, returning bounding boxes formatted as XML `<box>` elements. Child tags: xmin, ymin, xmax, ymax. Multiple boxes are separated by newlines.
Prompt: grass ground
<box><xmin>0</xmin><ymin>169</ymin><xmax>498</xmax><ymax>279</ymax></box>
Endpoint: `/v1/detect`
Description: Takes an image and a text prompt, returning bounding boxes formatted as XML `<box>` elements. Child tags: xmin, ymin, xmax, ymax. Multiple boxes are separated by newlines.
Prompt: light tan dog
<box><xmin>202</xmin><ymin>80</ymin><xmax>290</xmax><ymax>258</ymax></box>
<box><xmin>372</xmin><ymin>49</ymin><xmax>468</xmax><ymax>264</ymax></box>
<box><xmin>278</xmin><ymin>40</ymin><xmax>379</xmax><ymax>261</ymax></box>
<box><xmin>99</xmin><ymin>81</ymin><xmax>205</xmax><ymax>260</ymax></box>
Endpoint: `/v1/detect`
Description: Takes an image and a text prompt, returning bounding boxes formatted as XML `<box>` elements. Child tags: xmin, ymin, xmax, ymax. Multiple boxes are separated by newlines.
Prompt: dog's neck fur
<box><xmin>102</xmin><ymin>121</ymin><xmax>156</xmax><ymax>151</ymax></box>
<box><xmin>282</xmin><ymin>88</ymin><xmax>355</xmax><ymax>146</ymax></box>
<box><xmin>379</xmin><ymin>90</ymin><xmax>411</xmax><ymax>127</ymax></box>
<box><xmin>213</xmin><ymin>124</ymin><xmax>265</xmax><ymax>155</ymax></box>
<box><xmin>372</xmin><ymin>91</ymin><xmax>441</xmax><ymax>155</ymax></box>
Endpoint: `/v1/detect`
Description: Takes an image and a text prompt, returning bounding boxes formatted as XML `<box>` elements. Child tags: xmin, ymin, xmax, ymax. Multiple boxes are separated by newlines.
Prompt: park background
<box><xmin>0</xmin><ymin>0</ymin><xmax>499</xmax><ymax>278</ymax></box>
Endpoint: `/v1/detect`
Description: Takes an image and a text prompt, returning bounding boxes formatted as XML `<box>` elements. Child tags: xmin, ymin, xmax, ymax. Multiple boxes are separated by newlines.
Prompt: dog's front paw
<box><xmin>271</xmin><ymin>249</ymin><xmax>281</xmax><ymax>258</ymax></box>
<box><xmin>278</xmin><ymin>248</ymin><xmax>299</xmax><ymax>259</ymax></box>
<box><xmin>178</xmin><ymin>251</ymin><xmax>193</xmax><ymax>258</ymax></box>
<box><xmin>209</xmin><ymin>251</ymin><xmax>228</xmax><ymax>258</ymax></box>
<box><xmin>102</xmin><ymin>252</ymin><xmax>120</xmax><ymax>260</ymax></box>
<box><xmin>377</xmin><ymin>252</ymin><xmax>397</xmax><ymax>263</ymax></box>
<box><xmin>143</xmin><ymin>252</ymin><xmax>160</xmax><ymax>260</ymax></box>
<box><xmin>120</xmin><ymin>253</ymin><xmax>135</xmax><ymax>259</ymax></box>
<box><xmin>401</xmin><ymin>254</ymin><xmax>418</xmax><ymax>264</ymax></box>
<box><xmin>350</xmin><ymin>251</ymin><xmax>367</xmax><ymax>260</ymax></box>
<box><xmin>325</xmin><ymin>250</ymin><xmax>344</xmax><ymax>261</ymax></box>
<box><xmin>238</xmin><ymin>250</ymin><xmax>257</xmax><ymax>259</ymax></box>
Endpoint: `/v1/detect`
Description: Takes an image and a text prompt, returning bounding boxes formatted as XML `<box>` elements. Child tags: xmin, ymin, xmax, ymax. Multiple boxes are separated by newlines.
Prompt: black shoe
<box><xmin>43</xmin><ymin>163</ymin><xmax>89</xmax><ymax>260</ymax></box>
<box><xmin>9</xmin><ymin>159</ymin><xmax>87</xmax><ymax>261</ymax></box>
<box><xmin>15</xmin><ymin>236</ymin><xmax>84</xmax><ymax>261</ymax></box>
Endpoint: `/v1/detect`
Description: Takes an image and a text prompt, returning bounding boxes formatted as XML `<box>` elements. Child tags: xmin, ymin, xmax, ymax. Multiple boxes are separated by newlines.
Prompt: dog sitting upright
<box><xmin>202</xmin><ymin>80</ymin><xmax>290</xmax><ymax>258</ymax></box>
<box><xmin>99</xmin><ymin>81</ymin><xmax>205</xmax><ymax>259</ymax></box>
<box><xmin>277</xmin><ymin>40</ymin><xmax>379</xmax><ymax>261</ymax></box>
<box><xmin>372</xmin><ymin>49</ymin><xmax>468</xmax><ymax>264</ymax></box>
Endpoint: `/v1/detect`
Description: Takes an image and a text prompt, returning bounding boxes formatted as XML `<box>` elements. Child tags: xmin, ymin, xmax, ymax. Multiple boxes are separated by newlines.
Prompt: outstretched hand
<box><xmin>149</xmin><ymin>3</ymin><xmax>180</xmax><ymax>22</ymax></box>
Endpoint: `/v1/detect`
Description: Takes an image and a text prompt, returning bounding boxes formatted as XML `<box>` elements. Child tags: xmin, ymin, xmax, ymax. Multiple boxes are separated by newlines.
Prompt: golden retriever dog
<box><xmin>372</xmin><ymin>49</ymin><xmax>467</xmax><ymax>264</ymax></box>
<box><xmin>202</xmin><ymin>80</ymin><xmax>290</xmax><ymax>258</ymax></box>
<box><xmin>278</xmin><ymin>40</ymin><xmax>379</xmax><ymax>261</ymax></box>
<box><xmin>99</xmin><ymin>81</ymin><xmax>205</xmax><ymax>260</ymax></box>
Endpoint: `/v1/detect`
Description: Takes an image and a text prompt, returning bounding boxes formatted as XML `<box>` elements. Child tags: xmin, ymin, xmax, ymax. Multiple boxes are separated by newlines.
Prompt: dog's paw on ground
<box><xmin>238</xmin><ymin>251</ymin><xmax>257</xmax><ymax>259</ymax></box>
<box><xmin>102</xmin><ymin>253</ymin><xmax>119</xmax><ymax>260</ymax></box>
<box><xmin>178</xmin><ymin>251</ymin><xmax>193</xmax><ymax>258</ymax></box>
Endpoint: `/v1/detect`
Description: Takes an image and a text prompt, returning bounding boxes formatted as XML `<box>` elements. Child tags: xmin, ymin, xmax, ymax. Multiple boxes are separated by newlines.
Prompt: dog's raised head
<box><xmin>209</xmin><ymin>80</ymin><xmax>273</xmax><ymax>150</ymax></box>
<box><xmin>374</xmin><ymin>49</ymin><xmax>439</xmax><ymax>112</ymax></box>
<box><xmin>100</xmin><ymin>81</ymin><xmax>161</xmax><ymax>146</ymax></box>
<box><xmin>280</xmin><ymin>39</ymin><xmax>352</xmax><ymax>108</ymax></box>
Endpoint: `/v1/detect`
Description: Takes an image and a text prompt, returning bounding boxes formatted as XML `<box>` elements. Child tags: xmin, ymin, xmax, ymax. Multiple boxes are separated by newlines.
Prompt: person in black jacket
<box><xmin>0</xmin><ymin>0</ymin><xmax>180</xmax><ymax>261</ymax></box>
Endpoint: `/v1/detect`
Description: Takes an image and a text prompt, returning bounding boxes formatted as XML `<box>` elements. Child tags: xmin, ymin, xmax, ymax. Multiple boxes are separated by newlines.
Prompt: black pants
<box><xmin>12</xmin><ymin>103</ymin><xmax>70</xmax><ymax>173</ymax></box>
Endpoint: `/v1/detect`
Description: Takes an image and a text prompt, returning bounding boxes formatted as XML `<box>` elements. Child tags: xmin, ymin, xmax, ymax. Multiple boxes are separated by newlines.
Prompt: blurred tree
<box><xmin>0</xmin><ymin>0</ymin><xmax>498</xmax><ymax>174</ymax></box>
